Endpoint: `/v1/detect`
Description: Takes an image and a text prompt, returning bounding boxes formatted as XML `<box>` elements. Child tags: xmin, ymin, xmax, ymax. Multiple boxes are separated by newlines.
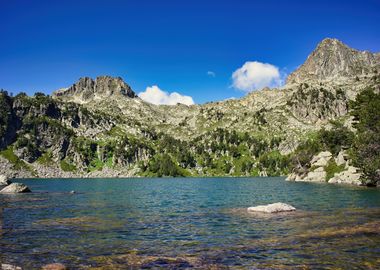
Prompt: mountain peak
<box><xmin>53</xmin><ymin>76</ymin><xmax>137</xmax><ymax>103</ymax></box>
<box><xmin>318</xmin><ymin>37</ymin><xmax>345</xmax><ymax>46</ymax></box>
<box><xmin>287</xmin><ymin>38</ymin><xmax>379</xmax><ymax>84</ymax></box>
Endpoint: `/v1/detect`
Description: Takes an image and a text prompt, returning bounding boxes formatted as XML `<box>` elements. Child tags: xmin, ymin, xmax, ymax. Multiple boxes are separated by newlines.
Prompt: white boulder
<box><xmin>0</xmin><ymin>183</ymin><xmax>31</xmax><ymax>193</ymax></box>
<box><xmin>310</xmin><ymin>151</ymin><xmax>332</xmax><ymax>167</ymax></box>
<box><xmin>304</xmin><ymin>166</ymin><xmax>326</xmax><ymax>182</ymax></box>
<box><xmin>328</xmin><ymin>166</ymin><xmax>362</xmax><ymax>186</ymax></box>
<box><xmin>247</xmin><ymin>202</ymin><xmax>296</xmax><ymax>213</ymax></box>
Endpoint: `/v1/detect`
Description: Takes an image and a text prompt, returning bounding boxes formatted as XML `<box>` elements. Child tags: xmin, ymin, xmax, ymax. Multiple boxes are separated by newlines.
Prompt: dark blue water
<box><xmin>1</xmin><ymin>177</ymin><xmax>380</xmax><ymax>269</ymax></box>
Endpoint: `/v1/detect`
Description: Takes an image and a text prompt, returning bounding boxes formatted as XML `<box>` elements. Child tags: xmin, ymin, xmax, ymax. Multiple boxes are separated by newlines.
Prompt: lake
<box><xmin>1</xmin><ymin>177</ymin><xmax>380</xmax><ymax>269</ymax></box>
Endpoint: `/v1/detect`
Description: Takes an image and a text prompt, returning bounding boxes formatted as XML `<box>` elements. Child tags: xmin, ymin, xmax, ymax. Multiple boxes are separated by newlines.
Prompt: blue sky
<box><xmin>0</xmin><ymin>0</ymin><xmax>379</xmax><ymax>104</ymax></box>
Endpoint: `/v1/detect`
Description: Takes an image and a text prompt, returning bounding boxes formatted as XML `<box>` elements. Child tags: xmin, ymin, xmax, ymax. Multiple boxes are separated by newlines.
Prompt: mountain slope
<box><xmin>0</xmin><ymin>38</ymin><xmax>379</xmax><ymax>185</ymax></box>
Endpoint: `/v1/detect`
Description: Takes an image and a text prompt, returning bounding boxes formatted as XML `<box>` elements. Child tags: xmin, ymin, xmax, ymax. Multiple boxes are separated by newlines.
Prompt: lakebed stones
<box><xmin>41</xmin><ymin>263</ymin><xmax>67</xmax><ymax>270</ymax></box>
<box><xmin>1</xmin><ymin>264</ymin><xmax>22</xmax><ymax>270</ymax></box>
<box><xmin>247</xmin><ymin>202</ymin><xmax>296</xmax><ymax>213</ymax></box>
<box><xmin>0</xmin><ymin>183</ymin><xmax>31</xmax><ymax>193</ymax></box>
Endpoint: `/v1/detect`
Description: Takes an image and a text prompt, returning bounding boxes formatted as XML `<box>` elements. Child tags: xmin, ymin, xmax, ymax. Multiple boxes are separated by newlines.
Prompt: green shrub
<box><xmin>60</xmin><ymin>160</ymin><xmax>77</xmax><ymax>172</ymax></box>
<box><xmin>325</xmin><ymin>159</ymin><xmax>345</xmax><ymax>181</ymax></box>
<box><xmin>37</xmin><ymin>152</ymin><xmax>53</xmax><ymax>165</ymax></box>
<box><xmin>0</xmin><ymin>147</ymin><xmax>29</xmax><ymax>170</ymax></box>
<box><xmin>350</xmin><ymin>88</ymin><xmax>380</xmax><ymax>185</ymax></box>
<box><xmin>144</xmin><ymin>153</ymin><xmax>186</xmax><ymax>177</ymax></box>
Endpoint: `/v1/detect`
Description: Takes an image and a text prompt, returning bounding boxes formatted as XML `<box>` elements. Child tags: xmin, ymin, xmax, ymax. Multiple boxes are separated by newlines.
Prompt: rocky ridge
<box><xmin>287</xmin><ymin>38</ymin><xmax>380</xmax><ymax>84</ymax></box>
<box><xmin>53</xmin><ymin>76</ymin><xmax>137</xmax><ymax>103</ymax></box>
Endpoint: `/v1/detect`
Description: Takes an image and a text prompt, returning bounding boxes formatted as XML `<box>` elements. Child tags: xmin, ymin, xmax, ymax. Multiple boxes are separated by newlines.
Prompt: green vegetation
<box><xmin>325</xmin><ymin>159</ymin><xmax>345</xmax><ymax>181</ymax></box>
<box><xmin>37</xmin><ymin>151</ymin><xmax>54</xmax><ymax>165</ymax></box>
<box><xmin>349</xmin><ymin>88</ymin><xmax>380</xmax><ymax>186</ymax></box>
<box><xmin>0</xmin><ymin>90</ymin><xmax>13</xmax><ymax>139</ymax></box>
<box><xmin>60</xmin><ymin>160</ymin><xmax>77</xmax><ymax>172</ymax></box>
<box><xmin>290</xmin><ymin>122</ymin><xmax>354</xmax><ymax>174</ymax></box>
<box><xmin>142</xmin><ymin>153</ymin><xmax>187</xmax><ymax>177</ymax></box>
<box><xmin>0</xmin><ymin>146</ymin><xmax>29</xmax><ymax>170</ymax></box>
<box><xmin>258</xmin><ymin>150</ymin><xmax>290</xmax><ymax>176</ymax></box>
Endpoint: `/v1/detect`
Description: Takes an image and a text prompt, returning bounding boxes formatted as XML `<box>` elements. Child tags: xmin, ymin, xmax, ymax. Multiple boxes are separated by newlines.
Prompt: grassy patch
<box><xmin>37</xmin><ymin>151</ymin><xmax>53</xmax><ymax>165</ymax></box>
<box><xmin>0</xmin><ymin>146</ymin><xmax>29</xmax><ymax>170</ymax></box>
<box><xmin>325</xmin><ymin>159</ymin><xmax>345</xmax><ymax>181</ymax></box>
<box><xmin>60</xmin><ymin>160</ymin><xmax>77</xmax><ymax>172</ymax></box>
<box><xmin>88</xmin><ymin>158</ymin><xmax>104</xmax><ymax>172</ymax></box>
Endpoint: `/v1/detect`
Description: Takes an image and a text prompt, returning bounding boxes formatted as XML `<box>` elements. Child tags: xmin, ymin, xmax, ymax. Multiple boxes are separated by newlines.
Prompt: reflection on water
<box><xmin>0</xmin><ymin>177</ymin><xmax>379</xmax><ymax>269</ymax></box>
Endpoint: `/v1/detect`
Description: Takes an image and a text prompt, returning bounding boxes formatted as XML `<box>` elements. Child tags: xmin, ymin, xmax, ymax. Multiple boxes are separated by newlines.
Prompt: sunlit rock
<box><xmin>328</xmin><ymin>166</ymin><xmax>362</xmax><ymax>185</ymax></box>
<box><xmin>0</xmin><ymin>174</ymin><xmax>11</xmax><ymax>186</ymax></box>
<box><xmin>0</xmin><ymin>183</ymin><xmax>31</xmax><ymax>193</ymax></box>
<box><xmin>310</xmin><ymin>151</ymin><xmax>332</xmax><ymax>167</ymax></box>
<box><xmin>1</xmin><ymin>264</ymin><xmax>22</xmax><ymax>270</ymax></box>
<box><xmin>248</xmin><ymin>202</ymin><xmax>296</xmax><ymax>213</ymax></box>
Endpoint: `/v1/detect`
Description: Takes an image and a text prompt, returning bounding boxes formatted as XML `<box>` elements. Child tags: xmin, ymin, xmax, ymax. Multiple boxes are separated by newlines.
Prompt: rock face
<box><xmin>287</xmin><ymin>38</ymin><xmax>380</xmax><ymax>84</ymax></box>
<box><xmin>53</xmin><ymin>76</ymin><xmax>137</xmax><ymax>103</ymax></box>
<box><xmin>0</xmin><ymin>183</ymin><xmax>31</xmax><ymax>193</ymax></box>
<box><xmin>0</xmin><ymin>174</ymin><xmax>11</xmax><ymax>185</ymax></box>
<box><xmin>247</xmin><ymin>202</ymin><xmax>296</xmax><ymax>213</ymax></box>
<box><xmin>328</xmin><ymin>166</ymin><xmax>362</xmax><ymax>185</ymax></box>
<box><xmin>287</xmin><ymin>150</ymin><xmax>364</xmax><ymax>186</ymax></box>
<box><xmin>311</xmin><ymin>151</ymin><xmax>332</xmax><ymax>167</ymax></box>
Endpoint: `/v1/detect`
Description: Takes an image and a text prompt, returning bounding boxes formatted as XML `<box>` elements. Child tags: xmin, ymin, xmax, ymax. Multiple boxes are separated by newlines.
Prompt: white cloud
<box><xmin>138</xmin><ymin>85</ymin><xmax>194</xmax><ymax>106</ymax></box>
<box><xmin>207</xmin><ymin>71</ymin><xmax>216</xmax><ymax>77</ymax></box>
<box><xmin>232</xmin><ymin>61</ymin><xmax>282</xmax><ymax>92</ymax></box>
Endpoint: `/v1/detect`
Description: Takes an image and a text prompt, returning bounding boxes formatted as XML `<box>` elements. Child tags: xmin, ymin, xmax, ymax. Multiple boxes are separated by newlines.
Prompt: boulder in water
<box><xmin>247</xmin><ymin>202</ymin><xmax>296</xmax><ymax>213</ymax></box>
<box><xmin>0</xmin><ymin>183</ymin><xmax>31</xmax><ymax>193</ymax></box>
<box><xmin>41</xmin><ymin>263</ymin><xmax>67</xmax><ymax>270</ymax></box>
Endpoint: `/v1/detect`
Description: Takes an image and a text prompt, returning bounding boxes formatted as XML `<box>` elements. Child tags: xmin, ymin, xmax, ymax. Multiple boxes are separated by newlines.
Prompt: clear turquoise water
<box><xmin>1</xmin><ymin>177</ymin><xmax>380</xmax><ymax>269</ymax></box>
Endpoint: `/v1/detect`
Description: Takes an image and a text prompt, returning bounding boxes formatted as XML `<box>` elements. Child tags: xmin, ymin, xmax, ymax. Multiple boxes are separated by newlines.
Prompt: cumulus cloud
<box><xmin>207</xmin><ymin>71</ymin><xmax>216</xmax><ymax>77</ymax></box>
<box><xmin>232</xmin><ymin>61</ymin><xmax>282</xmax><ymax>92</ymax></box>
<box><xmin>138</xmin><ymin>85</ymin><xmax>194</xmax><ymax>106</ymax></box>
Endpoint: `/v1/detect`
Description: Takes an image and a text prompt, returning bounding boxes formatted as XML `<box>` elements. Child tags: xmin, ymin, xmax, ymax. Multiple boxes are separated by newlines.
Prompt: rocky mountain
<box><xmin>287</xmin><ymin>38</ymin><xmax>380</xmax><ymax>84</ymax></box>
<box><xmin>53</xmin><ymin>76</ymin><xmax>137</xmax><ymax>103</ymax></box>
<box><xmin>0</xmin><ymin>38</ymin><xmax>379</xmax><ymax>185</ymax></box>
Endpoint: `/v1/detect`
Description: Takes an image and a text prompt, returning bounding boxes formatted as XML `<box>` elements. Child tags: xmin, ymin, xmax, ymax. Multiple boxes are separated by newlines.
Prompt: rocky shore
<box><xmin>286</xmin><ymin>150</ymin><xmax>363</xmax><ymax>186</ymax></box>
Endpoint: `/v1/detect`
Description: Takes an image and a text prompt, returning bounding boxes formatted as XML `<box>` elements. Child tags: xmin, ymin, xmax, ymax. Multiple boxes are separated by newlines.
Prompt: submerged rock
<box><xmin>1</xmin><ymin>264</ymin><xmax>22</xmax><ymax>270</ymax></box>
<box><xmin>248</xmin><ymin>202</ymin><xmax>296</xmax><ymax>213</ymax></box>
<box><xmin>0</xmin><ymin>183</ymin><xmax>31</xmax><ymax>193</ymax></box>
<box><xmin>41</xmin><ymin>263</ymin><xmax>67</xmax><ymax>270</ymax></box>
